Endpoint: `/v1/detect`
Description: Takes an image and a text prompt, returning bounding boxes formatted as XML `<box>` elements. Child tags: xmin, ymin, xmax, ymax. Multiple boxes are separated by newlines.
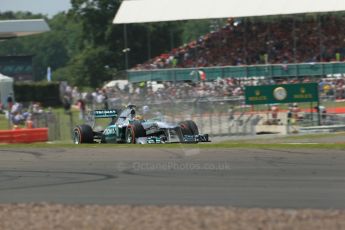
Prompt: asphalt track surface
<box><xmin>0</xmin><ymin>146</ymin><xmax>345</xmax><ymax>209</ymax></box>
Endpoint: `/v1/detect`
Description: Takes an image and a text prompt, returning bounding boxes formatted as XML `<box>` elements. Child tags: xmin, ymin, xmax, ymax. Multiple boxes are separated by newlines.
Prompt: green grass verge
<box><xmin>0</xmin><ymin>114</ymin><xmax>11</xmax><ymax>129</ymax></box>
<box><xmin>278</xmin><ymin>132</ymin><xmax>345</xmax><ymax>140</ymax></box>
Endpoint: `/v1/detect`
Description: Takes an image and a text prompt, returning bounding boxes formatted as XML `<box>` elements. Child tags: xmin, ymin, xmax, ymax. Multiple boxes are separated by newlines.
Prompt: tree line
<box><xmin>0</xmin><ymin>0</ymin><xmax>214</xmax><ymax>87</ymax></box>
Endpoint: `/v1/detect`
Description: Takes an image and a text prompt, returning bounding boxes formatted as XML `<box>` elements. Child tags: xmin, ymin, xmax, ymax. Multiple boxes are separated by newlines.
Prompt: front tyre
<box><xmin>179</xmin><ymin>120</ymin><xmax>199</xmax><ymax>135</ymax></box>
<box><xmin>179</xmin><ymin>120</ymin><xmax>199</xmax><ymax>143</ymax></box>
<box><xmin>185</xmin><ymin>120</ymin><xmax>199</xmax><ymax>135</ymax></box>
<box><xmin>73</xmin><ymin>124</ymin><xmax>94</xmax><ymax>144</ymax></box>
<box><xmin>125</xmin><ymin>121</ymin><xmax>145</xmax><ymax>144</ymax></box>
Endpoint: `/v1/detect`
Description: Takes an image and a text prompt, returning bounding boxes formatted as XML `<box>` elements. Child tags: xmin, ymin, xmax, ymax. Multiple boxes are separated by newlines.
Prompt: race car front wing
<box><xmin>136</xmin><ymin>134</ymin><xmax>210</xmax><ymax>144</ymax></box>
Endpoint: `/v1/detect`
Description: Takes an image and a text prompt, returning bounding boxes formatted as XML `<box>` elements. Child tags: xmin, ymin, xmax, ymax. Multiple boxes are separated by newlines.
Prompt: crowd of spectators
<box><xmin>6</xmin><ymin>101</ymin><xmax>47</xmax><ymax>128</ymax></box>
<box><xmin>61</xmin><ymin>84</ymin><xmax>108</xmax><ymax>119</ymax></box>
<box><xmin>60</xmin><ymin>74</ymin><xmax>345</xmax><ymax>117</ymax></box>
<box><xmin>61</xmin><ymin>79</ymin><xmax>245</xmax><ymax>114</ymax></box>
<box><xmin>104</xmin><ymin>79</ymin><xmax>244</xmax><ymax>104</ymax></box>
<box><xmin>133</xmin><ymin>15</ymin><xmax>345</xmax><ymax>70</ymax></box>
<box><xmin>319</xmin><ymin>77</ymin><xmax>345</xmax><ymax>100</ymax></box>
<box><xmin>104</xmin><ymin>77</ymin><xmax>345</xmax><ymax>104</ymax></box>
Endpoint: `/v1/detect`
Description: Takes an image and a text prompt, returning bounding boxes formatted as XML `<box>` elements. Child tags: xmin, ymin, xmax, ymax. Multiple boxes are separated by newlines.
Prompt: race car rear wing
<box><xmin>93</xmin><ymin>110</ymin><xmax>117</xmax><ymax>118</ymax></box>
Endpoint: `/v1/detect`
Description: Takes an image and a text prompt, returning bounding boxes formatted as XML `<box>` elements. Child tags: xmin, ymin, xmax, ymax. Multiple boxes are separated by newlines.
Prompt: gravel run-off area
<box><xmin>1</xmin><ymin>203</ymin><xmax>345</xmax><ymax>230</ymax></box>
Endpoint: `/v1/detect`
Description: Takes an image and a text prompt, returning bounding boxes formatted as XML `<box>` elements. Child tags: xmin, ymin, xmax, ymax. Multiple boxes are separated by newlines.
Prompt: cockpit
<box><xmin>115</xmin><ymin>106</ymin><xmax>137</xmax><ymax>125</ymax></box>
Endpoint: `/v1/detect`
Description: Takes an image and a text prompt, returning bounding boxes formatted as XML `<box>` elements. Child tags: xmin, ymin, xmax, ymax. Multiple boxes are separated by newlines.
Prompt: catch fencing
<box><xmin>44</xmin><ymin>96</ymin><xmax>262</xmax><ymax>141</ymax></box>
<box><xmin>28</xmin><ymin>94</ymin><xmax>345</xmax><ymax>142</ymax></box>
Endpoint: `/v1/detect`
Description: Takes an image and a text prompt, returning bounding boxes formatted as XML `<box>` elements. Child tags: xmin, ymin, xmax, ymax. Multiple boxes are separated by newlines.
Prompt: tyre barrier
<box><xmin>0</xmin><ymin>128</ymin><xmax>48</xmax><ymax>144</ymax></box>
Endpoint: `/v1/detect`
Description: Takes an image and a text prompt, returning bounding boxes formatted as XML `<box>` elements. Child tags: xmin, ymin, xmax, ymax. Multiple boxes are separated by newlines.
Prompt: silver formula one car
<box><xmin>73</xmin><ymin>105</ymin><xmax>209</xmax><ymax>144</ymax></box>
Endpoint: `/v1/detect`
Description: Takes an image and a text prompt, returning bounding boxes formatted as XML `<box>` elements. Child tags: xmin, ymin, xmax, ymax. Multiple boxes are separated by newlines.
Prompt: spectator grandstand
<box><xmin>133</xmin><ymin>15</ymin><xmax>345</xmax><ymax>70</ymax></box>
<box><xmin>74</xmin><ymin>14</ymin><xmax>345</xmax><ymax>109</ymax></box>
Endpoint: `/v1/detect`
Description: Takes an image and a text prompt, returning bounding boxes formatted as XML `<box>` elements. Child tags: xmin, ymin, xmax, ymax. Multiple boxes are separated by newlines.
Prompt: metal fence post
<box><xmin>218</xmin><ymin>111</ymin><xmax>222</xmax><ymax>135</ymax></box>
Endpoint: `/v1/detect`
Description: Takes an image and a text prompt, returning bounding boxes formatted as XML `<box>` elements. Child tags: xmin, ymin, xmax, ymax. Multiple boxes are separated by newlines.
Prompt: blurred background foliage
<box><xmin>0</xmin><ymin>0</ymin><xmax>218</xmax><ymax>87</ymax></box>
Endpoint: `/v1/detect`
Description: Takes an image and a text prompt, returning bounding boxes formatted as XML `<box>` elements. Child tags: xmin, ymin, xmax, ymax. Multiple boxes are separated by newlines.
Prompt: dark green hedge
<box><xmin>14</xmin><ymin>82</ymin><xmax>61</xmax><ymax>107</ymax></box>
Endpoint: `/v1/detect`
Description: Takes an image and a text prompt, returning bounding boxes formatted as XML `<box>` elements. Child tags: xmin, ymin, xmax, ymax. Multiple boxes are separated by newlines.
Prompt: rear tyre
<box><xmin>125</xmin><ymin>121</ymin><xmax>145</xmax><ymax>144</ymax></box>
<box><xmin>73</xmin><ymin>124</ymin><xmax>94</xmax><ymax>144</ymax></box>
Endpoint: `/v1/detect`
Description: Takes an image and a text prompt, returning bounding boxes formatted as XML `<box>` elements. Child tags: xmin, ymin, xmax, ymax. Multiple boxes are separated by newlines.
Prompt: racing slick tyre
<box><xmin>179</xmin><ymin>121</ymin><xmax>193</xmax><ymax>135</ymax></box>
<box><xmin>179</xmin><ymin>120</ymin><xmax>199</xmax><ymax>135</ymax></box>
<box><xmin>186</xmin><ymin>120</ymin><xmax>199</xmax><ymax>135</ymax></box>
<box><xmin>179</xmin><ymin>120</ymin><xmax>199</xmax><ymax>143</ymax></box>
<box><xmin>125</xmin><ymin>121</ymin><xmax>146</xmax><ymax>144</ymax></box>
<box><xmin>73</xmin><ymin>124</ymin><xmax>94</xmax><ymax>144</ymax></box>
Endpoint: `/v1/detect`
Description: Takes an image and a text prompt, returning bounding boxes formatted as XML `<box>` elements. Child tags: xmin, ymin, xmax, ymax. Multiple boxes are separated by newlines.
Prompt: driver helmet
<box><xmin>130</xmin><ymin>109</ymin><xmax>136</xmax><ymax>118</ymax></box>
<box><xmin>135</xmin><ymin>115</ymin><xmax>143</xmax><ymax>120</ymax></box>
